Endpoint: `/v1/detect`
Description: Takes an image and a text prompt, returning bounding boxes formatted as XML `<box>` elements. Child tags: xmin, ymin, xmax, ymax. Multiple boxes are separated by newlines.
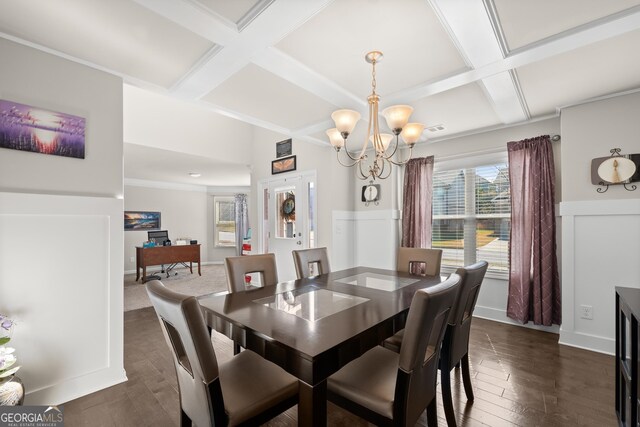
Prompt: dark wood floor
<box><xmin>64</xmin><ymin>307</ymin><xmax>617</xmax><ymax>426</ymax></box>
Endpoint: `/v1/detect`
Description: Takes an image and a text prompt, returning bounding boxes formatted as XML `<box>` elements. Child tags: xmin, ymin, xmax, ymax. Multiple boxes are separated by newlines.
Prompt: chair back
<box><xmin>396</xmin><ymin>247</ymin><xmax>443</xmax><ymax>276</ymax></box>
<box><xmin>442</xmin><ymin>261</ymin><xmax>488</xmax><ymax>367</ymax></box>
<box><xmin>225</xmin><ymin>253</ymin><xmax>278</xmax><ymax>293</ymax></box>
<box><xmin>146</xmin><ymin>280</ymin><xmax>225</xmax><ymax>427</ymax></box>
<box><xmin>395</xmin><ymin>274</ymin><xmax>460</xmax><ymax>425</ymax></box>
<box><xmin>292</xmin><ymin>247</ymin><xmax>331</xmax><ymax>279</ymax></box>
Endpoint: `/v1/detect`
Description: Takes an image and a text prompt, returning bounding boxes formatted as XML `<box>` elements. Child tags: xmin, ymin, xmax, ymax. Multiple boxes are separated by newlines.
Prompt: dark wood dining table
<box><xmin>197</xmin><ymin>266</ymin><xmax>444</xmax><ymax>426</ymax></box>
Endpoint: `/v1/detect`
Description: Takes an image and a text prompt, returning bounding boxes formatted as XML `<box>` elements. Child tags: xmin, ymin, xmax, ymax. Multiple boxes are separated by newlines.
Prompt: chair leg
<box><xmin>180</xmin><ymin>408</ymin><xmax>192</xmax><ymax>427</ymax></box>
<box><xmin>461</xmin><ymin>353</ymin><xmax>474</xmax><ymax>402</ymax></box>
<box><xmin>426</xmin><ymin>397</ymin><xmax>438</xmax><ymax>427</ymax></box>
<box><xmin>233</xmin><ymin>342</ymin><xmax>241</xmax><ymax>355</ymax></box>
<box><xmin>440</xmin><ymin>366</ymin><xmax>457</xmax><ymax>427</ymax></box>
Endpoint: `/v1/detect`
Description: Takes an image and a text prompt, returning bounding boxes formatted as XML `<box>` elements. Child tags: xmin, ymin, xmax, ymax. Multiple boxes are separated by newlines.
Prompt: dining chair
<box><xmin>224</xmin><ymin>253</ymin><xmax>278</xmax><ymax>293</ymax></box>
<box><xmin>146</xmin><ymin>280</ymin><xmax>298</xmax><ymax>427</ymax></box>
<box><xmin>292</xmin><ymin>247</ymin><xmax>331</xmax><ymax>279</ymax></box>
<box><xmin>224</xmin><ymin>253</ymin><xmax>279</xmax><ymax>354</ymax></box>
<box><xmin>396</xmin><ymin>247</ymin><xmax>443</xmax><ymax>276</ymax></box>
<box><xmin>383</xmin><ymin>261</ymin><xmax>489</xmax><ymax>427</ymax></box>
<box><xmin>327</xmin><ymin>274</ymin><xmax>461</xmax><ymax>426</ymax></box>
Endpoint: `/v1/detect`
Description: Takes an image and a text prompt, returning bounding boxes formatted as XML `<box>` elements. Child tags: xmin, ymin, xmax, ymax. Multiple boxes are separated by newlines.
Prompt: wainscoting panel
<box><xmin>332</xmin><ymin>210</ymin><xmax>400</xmax><ymax>271</ymax></box>
<box><xmin>560</xmin><ymin>199</ymin><xmax>640</xmax><ymax>354</ymax></box>
<box><xmin>0</xmin><ymin>192</ymin><xmax>125</xmax><ymax>404</ymax></box>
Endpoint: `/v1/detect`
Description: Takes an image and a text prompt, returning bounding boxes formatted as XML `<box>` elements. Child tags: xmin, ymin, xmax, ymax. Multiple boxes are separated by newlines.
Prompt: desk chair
<box><xmin>292</xmin><ymin>247</ymin><xmax>331</xmax><ymax>279</ymax></box>
<box><xmin>397</xmin><ymin>247</ymin><xmax>443</xmax><ymax>276</ymax></box>
<box><xmin>383</xmin><ymin>261</ymin><xmax>489</xmax><ymax>426</ymax></box>
<box><xmin>327</xmin><ymin>274</ymin><xmax>461</xmax><ymax>427</ymax></box>
<box><xmin>146</xmin><ymin>280</ymin><xmax>298</xmax><ymax>426</ymax></box>
<box><xmin>146</xmin><ymin>230</ymin><xmax>189</xmax><ymax>279</ymax></box>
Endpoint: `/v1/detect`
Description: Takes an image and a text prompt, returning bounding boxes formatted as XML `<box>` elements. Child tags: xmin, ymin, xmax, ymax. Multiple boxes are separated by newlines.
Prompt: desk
<box><xmin>198</xmin><ymin>266</ymin><xmax>442</xmax><ymax>426</ymax></box>
<box><xmin>136</xmin><ymin>244</ymin><xmax>201</xmax><ymax>282</ymax></box>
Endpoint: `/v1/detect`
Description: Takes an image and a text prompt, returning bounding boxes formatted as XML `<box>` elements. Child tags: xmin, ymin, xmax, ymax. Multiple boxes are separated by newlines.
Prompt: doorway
<box><xmin>258</xmin><ymin>170</ymin><xmax>317</xmax><ymax>281</ymax></box>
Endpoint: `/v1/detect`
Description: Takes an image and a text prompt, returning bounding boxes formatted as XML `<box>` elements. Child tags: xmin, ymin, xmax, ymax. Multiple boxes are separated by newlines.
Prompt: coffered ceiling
<box><xmin>2</xmin><ymin>0</ymin><xmax>640</xmax><ymax>150</ymax></box>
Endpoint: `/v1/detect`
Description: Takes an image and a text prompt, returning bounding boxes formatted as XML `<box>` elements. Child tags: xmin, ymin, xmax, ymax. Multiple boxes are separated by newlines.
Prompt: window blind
<box><xmin>432</xmin><ymin>163</ymin><xmax>510</xmax><ymax>274</ymax></box>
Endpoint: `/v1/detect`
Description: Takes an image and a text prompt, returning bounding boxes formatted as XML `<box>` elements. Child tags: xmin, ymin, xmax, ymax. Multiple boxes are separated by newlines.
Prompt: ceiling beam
<box><xmin>251</xmin><ymin>47</ymin><xmax>367</xmax><ymax>112</ymax></box>
<box><xmin>134</xmin><ymin>0</ymin><xmax>335</xmax><ymax>100</ymax></box>
<box><xmin>386</xmin><ymin>5</ymin><xmax>640</xmax><ymax>105</ymax></box>
<box><xmin>427</xmin><ymin>0</ymin><xmax>528</xmax><ymax>124</ymax></box>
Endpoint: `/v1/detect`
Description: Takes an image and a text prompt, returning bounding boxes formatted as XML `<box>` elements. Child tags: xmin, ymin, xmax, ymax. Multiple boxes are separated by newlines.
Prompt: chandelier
<box><xmin>326</xmin><ymin>51</ymin><xmax>424</xmax><ymax>180</ymax></box>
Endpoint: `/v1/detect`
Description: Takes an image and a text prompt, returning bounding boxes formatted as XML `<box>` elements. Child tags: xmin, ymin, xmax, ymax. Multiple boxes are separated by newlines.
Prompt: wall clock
<box><xmin>591</xmin><ymin>148</ymin><xmax>639</xmax><ymax>193</ymax></box>
<box><xmin>361</xmin><ymin>183</ymin><xmax>380</xmax><ymax>206</ymax></box>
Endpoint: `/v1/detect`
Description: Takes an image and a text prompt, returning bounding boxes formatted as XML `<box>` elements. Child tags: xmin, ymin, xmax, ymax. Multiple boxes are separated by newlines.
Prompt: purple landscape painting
<box><xmin>0</xmin><ymin>99</ymin><xmax>85</xmax><ymax>159</ymax></box>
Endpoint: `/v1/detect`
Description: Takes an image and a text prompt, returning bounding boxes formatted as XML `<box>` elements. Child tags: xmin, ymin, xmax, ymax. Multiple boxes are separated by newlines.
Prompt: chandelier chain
<box><xmin>371</xmin><ymin>59</ymin><xmax>377</xmax><ymax>95</ymax></box>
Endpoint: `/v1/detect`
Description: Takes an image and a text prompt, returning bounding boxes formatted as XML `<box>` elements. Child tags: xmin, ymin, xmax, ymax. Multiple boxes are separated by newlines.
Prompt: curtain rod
<box><xmin>551</xmin><ymin>134</ymin><xmax>561</xmax><ymax>142</ymax></box>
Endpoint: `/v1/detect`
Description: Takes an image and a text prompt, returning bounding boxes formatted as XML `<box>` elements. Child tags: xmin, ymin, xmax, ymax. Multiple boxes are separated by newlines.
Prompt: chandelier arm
<box><xmin>335</xmin><ymin>150</ymin><xmax>362</xmax><ymax>168</ymax></box>
<box><xmin>357</xmin><ymin>159</ymin><xmax>370</xmax><ymax>180</ymax></box>
<box><xmin>378</xmin><ymin>158</ymin><xmax>393</xmax><ymax>180</ymax></box>
<box><xmin>387</xmin><ymin>145</ymin><xmax>414</xmax><ymax>166</ymax></box>
<box><xmin>380</xmin><ymin>133</ymin><xmax>400</xmax><ymax>160</ymax></box>
<box><xmin>339</xmin><ymin>136</ymin><xmax>363</xmax><ymax>162</ymax></box>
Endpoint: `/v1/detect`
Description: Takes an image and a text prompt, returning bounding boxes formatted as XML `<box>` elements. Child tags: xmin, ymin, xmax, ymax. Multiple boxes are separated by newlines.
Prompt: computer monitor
<box><xmin>148</xmin><ymin>230</ymin><xmax>169</xmax><ymax>245</ymax></box>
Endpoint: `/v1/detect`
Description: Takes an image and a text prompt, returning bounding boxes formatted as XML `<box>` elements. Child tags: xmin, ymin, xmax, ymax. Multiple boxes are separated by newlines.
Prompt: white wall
<box><xmin>124</xmin><ymin>184</ymin><xmax>208</xmax><ymax>272</ymax></box>
<box><xmin>123</xmin><ymin>183</ymin><xmax>249</xmax><ymax>272</ymax></box>
<box><xmin>124</xmin><ymin>85</ymin><xmax>254</xmax><ymax>164</ymax></box>
<box><xmin>0</xmin><ymin>38</ymin><xmax>125</xmax><ymax>404</ymax></box>
<box><xmin>559</xmin><ymin>91</ymin><xmax>640</xmax><ymax>354</ymax></box>
<box><xmin>250</xmin><ymin>128</ymin><xmax>354</xmax><ymax>265</ymax></box>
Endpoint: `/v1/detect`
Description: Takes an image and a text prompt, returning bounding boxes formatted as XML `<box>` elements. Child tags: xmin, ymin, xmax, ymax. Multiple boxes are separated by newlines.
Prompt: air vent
<box><xmin>426</xmin><ymin>124</ymin><xmax>446</xmax><ymax>132</ymax></box>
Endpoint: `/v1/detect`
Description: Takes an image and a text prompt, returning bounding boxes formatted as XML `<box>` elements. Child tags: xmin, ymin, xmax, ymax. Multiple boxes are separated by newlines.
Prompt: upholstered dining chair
<box><xmin>383</xmin><ymin>261</ymin><xmax>489</xmax><ymax>427</ymax></box>
<box><xmin>146</xmin><ymin>280</ymin><xmax>298</xmax><ymax>427</ymax></box>
<box><xmin>224</xmin><ymin>253</ymin><xmax>278</xmax><ymax>293</ymax></box>
<box><xmin>292</xmin><ymin>247</ymin><xmax>331</xmax><ymax>279</ymax></box>
<box><xmin>396</xmin><ymin>247</ymin><xmax>443</xmax><ymax>276</ymax></box>
<box><xmin>327</xmin><ymin>274</ymin><xmax>461</xmax><ymax>427</ymax></box>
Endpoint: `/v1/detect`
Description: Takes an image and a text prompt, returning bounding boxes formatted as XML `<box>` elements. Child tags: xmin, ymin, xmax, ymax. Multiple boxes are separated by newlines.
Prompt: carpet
<box><xmin>124</xmin><ymin>264</ymin><xmax>228</xmax><ymax>311</ymax></box>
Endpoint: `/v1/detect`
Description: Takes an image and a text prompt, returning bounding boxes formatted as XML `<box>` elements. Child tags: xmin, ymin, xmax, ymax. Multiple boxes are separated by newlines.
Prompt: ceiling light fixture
<box><xmin>327</xmin><ymin>51</ymin><xmax>424</xmax><ymax>180</ymax></box>
<box><xmin>189</xmin><ymin>172</ymin><xmax>201</xmax><ymax>178</ymax></box>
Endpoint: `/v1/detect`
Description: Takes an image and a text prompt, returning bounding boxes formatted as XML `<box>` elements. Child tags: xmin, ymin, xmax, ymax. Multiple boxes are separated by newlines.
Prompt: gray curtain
<box><xmin>506</xmin><ymin>135</ymin><xmax>561</xmax><ymax>326</ymax></box>
<box><xmin>401</xmin><ymin>156</ymin><xmax>434</xmax><ymax>274</ymax></box>
<box><xmin>234</xmin><ymin>194</ymin><xmax>249</xmax><ymax>256</ymax></box>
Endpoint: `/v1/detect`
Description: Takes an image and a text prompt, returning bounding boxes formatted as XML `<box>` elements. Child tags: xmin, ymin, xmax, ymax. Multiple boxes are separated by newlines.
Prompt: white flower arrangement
<box><xmin>0</xmin><ymin>314</ymin><xmax>19</xmax><ymax>385</ymax></box>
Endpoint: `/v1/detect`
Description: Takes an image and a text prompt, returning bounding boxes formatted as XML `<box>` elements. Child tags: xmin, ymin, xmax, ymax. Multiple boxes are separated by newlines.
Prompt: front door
<box><xmin>260</xmin><ymin>171</ymin><xmax>316</xmax><ymax>282</ymax></box>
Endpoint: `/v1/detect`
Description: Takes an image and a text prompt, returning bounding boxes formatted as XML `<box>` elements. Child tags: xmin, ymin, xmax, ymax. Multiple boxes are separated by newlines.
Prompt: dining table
<box><xmin>197</xmin><ymin>266</ymin><xmax>444</xmax><ymax>427</ymax></box>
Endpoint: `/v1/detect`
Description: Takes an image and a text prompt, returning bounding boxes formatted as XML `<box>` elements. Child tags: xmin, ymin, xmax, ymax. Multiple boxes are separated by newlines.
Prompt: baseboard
<box><xmin>558</xmin><ymin>329</ymin><xmax>615</xmax><ymax>356</ymax></box>
<box><xmin>474</xmin><ymin>305</ymin><xmax>560</xmax><ymax>334</ymax></box>
<box><xmin>123</xmin><ymin>260</ymin><xmax>223</xmax><ymax>276</ymax></box>
<box><xmin>25</xmin><ymin>367</ymin><xmax>127</xmax><ymax>405</ymax></box>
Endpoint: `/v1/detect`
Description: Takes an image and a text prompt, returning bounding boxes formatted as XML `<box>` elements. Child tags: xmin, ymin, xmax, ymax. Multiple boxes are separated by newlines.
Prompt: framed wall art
<box><xmin>272</xmin><ymin>155</ymin><xmax>296</xmax><ymax>175</ymax></box>
<box><xmin>276</xmin><ymin>138</ymin><xmax>292</xmax><ymax>158</ymax></box>
<box><xmin>124</xmin><ymin>211</ymin><xmax>161</xmax><ymax>231</ymax></box>
<box><xmin>0</xmin><ymin>99</ymin><xmax>86</xmax><ymax>159</ymax></box>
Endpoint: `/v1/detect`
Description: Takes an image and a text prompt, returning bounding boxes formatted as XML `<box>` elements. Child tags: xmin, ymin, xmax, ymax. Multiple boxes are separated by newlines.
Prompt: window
<box><xmin>214</xmin><ymin>197</ymin><xmax>236</xmax><ymax>247</ymax></box>
<box><xmin>432</xmin><ymin>163</ymin><xmax>510</xmax><ymax>275</ymax></box>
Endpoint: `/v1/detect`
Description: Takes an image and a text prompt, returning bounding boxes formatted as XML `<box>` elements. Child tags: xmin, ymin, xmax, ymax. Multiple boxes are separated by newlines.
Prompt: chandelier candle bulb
<box><xmin>328</xmin><ymin>50</ymin><xmax>424</xmax><ymax>180</ymax></box>
<box><xmin>326</xmin><ymin>128</ymin><xmax>345</xmax><ymax>149</ymax></box>
<box><xmin>381</xmin><ymin>105</ymin><xmax>414</xmax><ymax>134</ymax></box>
<box><xmin>370</xmin><ymin>134</ymin><xmax>393</xmax><ymax>152</ymax></box>
<box><xmin>330</xmin><ymin>109</ymin><xmax>361</xmax><ymax>136</ymax></box>
<box><xmin>400</xmin><ymin>123</ymin><xmax>425</xmax><ymax>145</ymax></box>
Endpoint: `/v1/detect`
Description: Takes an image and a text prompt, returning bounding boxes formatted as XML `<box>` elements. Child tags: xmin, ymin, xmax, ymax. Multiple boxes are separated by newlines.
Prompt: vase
<box><xmin>0</xmin><ymin>375</ymin><xmax>24</xmax><ymax>406</ymax></box>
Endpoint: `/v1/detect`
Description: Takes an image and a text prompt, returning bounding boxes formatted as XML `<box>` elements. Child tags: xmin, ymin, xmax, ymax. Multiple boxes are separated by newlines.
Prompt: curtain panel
<box><xmin>506</xmin><ymin>136</ymin><xmax>561</xmax><ymax>326</ymax></box>
<box><xmin>234</xmin><ymin>193</ymin><xmax>249</xmax><ymax>256</ymax></box>
<box><xmin>401</xmin><ymin>156</ymin><xmax>434</xmax><ymax>252</ymax></box>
